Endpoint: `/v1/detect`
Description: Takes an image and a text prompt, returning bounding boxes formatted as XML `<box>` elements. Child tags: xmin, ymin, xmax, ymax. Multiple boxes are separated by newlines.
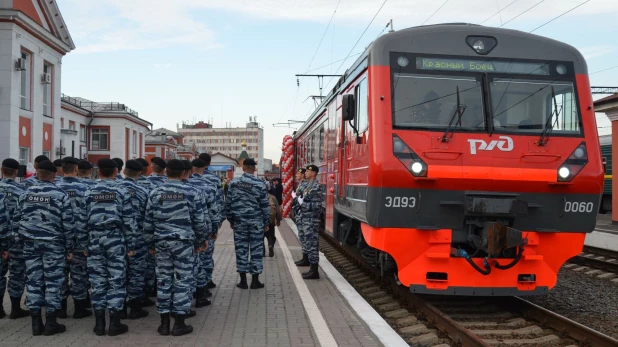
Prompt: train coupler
<box><xmin>482</xmin><ymin>221</ymin><xmax>526</xmax><ymax>257</ymax></box>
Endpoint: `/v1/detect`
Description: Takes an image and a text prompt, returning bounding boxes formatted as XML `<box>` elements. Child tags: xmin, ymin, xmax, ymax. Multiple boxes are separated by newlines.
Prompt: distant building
<box><xmin>0</xmin><ymin>1</ymin><xmax>75</xmax><ymax>163</ymax></box>
<box><xmin>60</xmin><ymin>94</ymin><xmax>152</xmax><ymax>165</ymax></box>
<box><xmin>177</xmin><ymin>117</ymin><xmax>266</xmax><ymax>174</ymax></box>
<box><xmin>209</xmin><ymin>152</ymin><xmax>237</xmax><ymax>180</ymax></box>
<box><xmin>144</xmin><ymin>128</ymin><xmax>196</xmax><ymax>164</ymax></box>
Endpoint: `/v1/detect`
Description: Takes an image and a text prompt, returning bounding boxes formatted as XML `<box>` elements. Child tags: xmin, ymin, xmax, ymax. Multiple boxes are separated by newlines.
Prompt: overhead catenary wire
<box><xmin>590</xmin><ymin>65</ymin><xmax>618</xmax><ymax>75</ymax></box>
<box><xmin>499</xmin><ymin>0</ymin><xmax>545</xmax><ymax>27</ymax></box>
<box><xmin>529</xmin><ymin>0</ymin><xmax>591</xmax><ymax>33</ymax></box>
<box><xmin>422</xmin><ymin>0</ymin><xmax>449</xmax><ymax>26</ymax></box>
<box><xmin>480</xmin><ymin>0</ymin><xmax>519</xmax><ymax>25</ymax></box>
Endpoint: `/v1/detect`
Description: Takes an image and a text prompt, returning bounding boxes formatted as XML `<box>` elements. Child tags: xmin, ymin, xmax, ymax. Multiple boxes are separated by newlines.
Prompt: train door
<box><xmin>337</xmin><ymin>95</ymin><xmax>347</xmax><ymax>201</ymax></box>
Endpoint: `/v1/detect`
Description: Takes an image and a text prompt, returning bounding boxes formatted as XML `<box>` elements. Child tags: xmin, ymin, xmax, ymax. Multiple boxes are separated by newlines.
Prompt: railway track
<box><xmin>319</xmin><ymin>233</ymin><xmax>618</xmax><ymax>347</ymax></box>
<box><xmin>568</xmin><ymin>246</ymin><xmax>618</xmax><ymax>274</ymax></box>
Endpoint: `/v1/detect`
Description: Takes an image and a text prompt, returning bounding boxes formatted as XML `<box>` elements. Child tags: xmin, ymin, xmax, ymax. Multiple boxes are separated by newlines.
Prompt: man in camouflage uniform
<box><xmin>0</xmin><ymin>158</ymin><xmax>30</xmax><ymax>319</ymax></box>
<box><xmin>77</xmin><ymin>160</ymin><xmax>96</xmax><ymax>187</ymax></box>
<box><xmin>136</xmin><ymin>157</ymin><xmax>157</xmax><ymax>300</ymax></box>
<box><xmin>23</xmin><ymin>155</ymin><xmax>49</xmax><ymax>188</ymax></box>
<box><xmin>144</xmin><ymin>159</ymin><xmax>206</xmax><ymax>337</ymax></box>
<box><xmin>199</xmin><ymin>153</ymin><xmax>224</xmax><ymax>289</ymax></box>
<box><xmin>52</xmin><ymin>159</ymin><xmax>64</xmax><ymax>184</ymax></box>
<box><xmin>292</xmin><ymin>168</ymin><xmax>308</xmax><ymax>266</ymax></box>
<box><xmin>297</xmin><ymin>165</ymin><xmax>323</xmax><ymax>280</ymax></box>
<box><xmin>85</xmin><ymin>158</ymin><xmax>136</xmax><ymax>336</ymax></box>
<box><xmin>112</xmin><ymin>158</ymin><xmax>124</xmax><ymax>181</ymax></box>
<box><xmin>13</xmin><ymin>160</ymin><xmax>74</xmax><ymax>336</ymax></box>
<box><xmin>56</xmin><ymin>157</ymin><xmax>92</xmax><ymax>319</ymax></box>
<box><xmin>180</xmin><ymin>159</ymin><xmax>201</xmax><ymax>303</ymax></box>
<box><xmin>187</xmin><ymin>159</ymin><xmax>217</xmax><ymax>306</ymax></box>
<box><xmin>225</xmin><ymin>158</ymin><xmax>270</xmax><ymax>289</ymax></box>
<box><xmin>116</xmin><ymin>160</ymin><xmax>150</xmax><ymax>319</ymax></box>
<box><xmin>0</xmin><ymin>189</ymin><xmax>11</xmax><ymax>317</ymax></box>
<box><xmin>148</xmin><ymin>157</ymin><xmax>167</xmax><ymax>186</ymax></box>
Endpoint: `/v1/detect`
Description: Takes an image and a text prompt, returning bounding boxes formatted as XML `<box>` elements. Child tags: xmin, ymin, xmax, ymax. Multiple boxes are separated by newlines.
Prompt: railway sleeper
<box><xmin>458</xmin><ymin>318</ymin><xmax>527</xmax><ymax>329</ymax></box>
<box><xmin>471</xmin><ymin>324</ymin><xmax>543</xmax><ymax>336</ymax></box>
<box><xmin>409</xmin><ymin>332</ymin><xmax>440</xmax><ymax>346</ymax></box>
<box><xmin>483</xmin><ymin>334</ymin><xmax>561</xmax><ymax>346</ymax></box>
<box><xmin>435</xmin><ymin>304</ymin><xmax>502</xmax><ymax>314</ymax></box>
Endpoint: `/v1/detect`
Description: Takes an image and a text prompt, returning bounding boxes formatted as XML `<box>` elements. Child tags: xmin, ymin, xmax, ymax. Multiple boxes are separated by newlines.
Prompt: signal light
<box><xmin>557</xmin><ymin>142</ymin><xmax>588</xmax><ymax>182</ymax></box>
<box><xmin>393</xmin><ymin>134</ymin><xmax>427</xmax><ymax>177</ymax></box>
<box><xmin>466</xmin><ymin>36</ymin><xmax>497</xmax><ymax>55</ymax></box>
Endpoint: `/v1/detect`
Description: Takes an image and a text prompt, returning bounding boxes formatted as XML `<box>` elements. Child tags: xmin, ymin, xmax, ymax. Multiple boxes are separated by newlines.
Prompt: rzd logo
<box><xmin>468</xmin><ymin>136</ymin><xmax>514</xmax><ymax>155</ymax></box>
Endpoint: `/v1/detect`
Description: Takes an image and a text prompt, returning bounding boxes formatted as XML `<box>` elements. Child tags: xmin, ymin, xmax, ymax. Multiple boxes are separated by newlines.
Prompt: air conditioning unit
<box><xmin>15</xmin><ymin>58</ymin><xmax>26</xmax><ymax>70</ymax></box>
<box><xmin>41</xmin><ymin>73</ymin><xmax>51</xmax><ymax>84</ymax></box>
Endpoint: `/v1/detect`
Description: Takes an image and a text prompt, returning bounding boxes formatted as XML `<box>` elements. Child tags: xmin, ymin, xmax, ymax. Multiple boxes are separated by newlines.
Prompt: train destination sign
<box><xmin>416</xmin><ymin>57</ymin><xmax>551</xmax><ymax>75</ymax></box>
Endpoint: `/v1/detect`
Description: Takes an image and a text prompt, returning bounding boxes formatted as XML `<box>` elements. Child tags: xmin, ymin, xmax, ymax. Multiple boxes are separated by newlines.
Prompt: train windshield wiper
<box><xmin>441</xmin><ymin>85</ymin><xmax>467</xmax><ymax>142</ymax></box>
<box><xmin>538</xmin><ymin>86</ymin><xmax>559</xmax><ymax>146</ymax></box>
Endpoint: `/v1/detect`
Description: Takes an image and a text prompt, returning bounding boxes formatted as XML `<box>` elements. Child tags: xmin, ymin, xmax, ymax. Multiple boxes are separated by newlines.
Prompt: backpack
<box><xmin>269</xmin><ymin>198</ymin><xmax>278</xmax><ymax>226</ymax></box>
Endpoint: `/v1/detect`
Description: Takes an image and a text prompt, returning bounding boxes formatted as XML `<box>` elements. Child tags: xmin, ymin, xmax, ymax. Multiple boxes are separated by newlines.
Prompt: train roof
<box><xmin>293</xmin><ymin>23</ymin><xmax>588</xmax><ymax>138</ymax></box>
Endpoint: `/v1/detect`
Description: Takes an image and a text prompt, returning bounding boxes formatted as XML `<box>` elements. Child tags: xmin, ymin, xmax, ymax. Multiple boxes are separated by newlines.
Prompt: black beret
<box><xmin>151</xmin><ymin>157</ymin><xmax>166</xmax><ymax>169</ymax></box>
<box><xmin>98</xmin><ymin>158</ymin><xmax>117</xmax><ymax>170</ymax></box>
<box><xmin>34</xmin><ymin>155</ymin><xmax>49</xmax><ymax>164</ymax></box>
<box><xmin>306</xmin><ymin>164</ymin><xmax>319</xmax><ymax>173</ymax></box>
<box><xmin>2</xmin><ymin>158</ymin><xmax>20</xmax><ymax>170</ymax></box>
<box><xmin>78</xmin><ymin>160</ymin><xmax>92</xmax><ymax>170</ymax></box>
<box><xmin>136</xmin><ymin>158</ymin><xmax>149</xmax><ymax>167</ymax></box>
<box><xmin>37</xmin><ymin>160</ymin><xmax>57</xmax><ymax>173</ymax></box>
<box><xmin>198</xmin><ymin>153</ymin><xmax>211</xmax><ymax>161</ymax></box>
<box><xmin>61</xmin><ymin>157</ymin><xmax>79</xmax><ymax>165</ymax></box>
<box><xmin>297</xmin><ymin>168</ymin><xmax>306</xmax><ymax>174</ymax></box>
<box><xmin>166</xmin><ymin>159</ymin><xmax>184</xmax><ymax>171</ymax></box>
<box><xmin>181</xmin><ymin>160</ymin><xmax>192</xmax><ymax>170</ymax></box>
<box><xmin>112</xmin><ymin>158</ymin><xmax>124</xmax><ymax>169</ymax></box>
<box><xmin>53</xmin><ymin>159</ymin><xmax>62</xmax><ymax>167</ymax></box>
<box><xmin>243</xmin><ymin>158</ymin><xmax>257</xmax><ymax>166</ymax></box>
<box><xmin>192</xmin><ymin>159</ymin><xmax>206</xmax><ymax>168</ymax></box>
<box><xmin>125</xmin><ymin>159</ymin><xmax>143</xmax><ymax>172</ymax></box>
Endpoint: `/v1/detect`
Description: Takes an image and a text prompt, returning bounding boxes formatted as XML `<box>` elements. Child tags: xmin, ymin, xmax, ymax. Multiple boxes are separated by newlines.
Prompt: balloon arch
<box><xmin>280</xmin><ymin>135</ymin><xmax>294</xmax><ymax>217</ymax></box>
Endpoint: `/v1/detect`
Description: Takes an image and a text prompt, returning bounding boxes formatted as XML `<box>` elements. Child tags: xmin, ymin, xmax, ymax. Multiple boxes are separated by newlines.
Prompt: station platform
<box><xmin>0</xmin><ymin>219</ymin><xmax>407</xmax><ymax>347</ymax></box>
<box><xmin>585</xmin><ymin>214</ymin><xmax>618</xmax><ymax>252</ymax></box>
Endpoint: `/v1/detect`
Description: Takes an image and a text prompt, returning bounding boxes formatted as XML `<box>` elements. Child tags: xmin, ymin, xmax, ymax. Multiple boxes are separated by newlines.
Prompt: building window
<box><xmin>20</xmin><ymin>52</ymin><xmax>30</xmax><ymax>110</ymax></box>
<box><xmin>69</xmin><ymin>121</ymin><xmax>75</xmax><ymax>131</ymax></box>
<box><xmin>42</xmin><ymin>150</ymin><xmax>50</xmax><ymax>159</ymax></box>
<box><xmin>19</xmin><ymin>147</ymin><xmax>29</xmax><ymax>165</ymax></box>
<box><xmin>80</xmin><ymin>125</ymin><xmax>86</xmax><ymax>142</ymax></box>
<box><xmin>133</xmin><ymin>131</ymin><xmax>137</xmax><ymax>154</ymax></box>
<box><xmin>91</xmin><ymin>128</ymin><xmax>109</xmax><ymax>150</ymax></box>
<box><xmin>43</xmin><ymin>64</ymin><xmax>51</xmax><ymax>117</ymax></box>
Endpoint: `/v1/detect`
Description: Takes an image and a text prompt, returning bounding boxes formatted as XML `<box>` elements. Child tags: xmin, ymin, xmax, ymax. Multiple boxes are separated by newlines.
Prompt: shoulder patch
<box><xmin>92</xmin><ymin>193</ymin><xmax>117</xmax><ymax>202</ymax></box>
<box><xmin>27</xmin><ymin>195</ymin><xmax>50</xmax><ymax>204</ymax></box>
<box><xmin>161</xmin><ymin>193</ymin><xmax>185</xmax><ymax>201</ymax></box>
<box><xmin>236</xmin><ymin>182</ymin><xmax>253</xmax><ymax>191</ymax></box>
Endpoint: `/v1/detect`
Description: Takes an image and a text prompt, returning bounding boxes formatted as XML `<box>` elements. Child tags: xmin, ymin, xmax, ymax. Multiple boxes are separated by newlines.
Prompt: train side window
<box><xmin>355</xmin><ymin>78</ymin><xmax>368</xmax><ymax>133</ymax></box>
<box><xmin>319</xmin><ymin>125</ymin><xmax>325</xmax><ymax>162</ymax></box>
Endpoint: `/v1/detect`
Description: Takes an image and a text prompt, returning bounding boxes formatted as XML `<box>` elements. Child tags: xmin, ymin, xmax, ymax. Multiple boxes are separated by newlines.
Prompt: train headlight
<box><xmin>397</xmin><ymin>56</ymin><xmax>409</xmax><ymax>67</ymax></box>
<box><xmin>465</xmin><ymin>36</ymin><xmax>497</xmax><ymax>55</ymax></box>
<box><xmin>392</xmin><ymin>134</ymin><xmax>427</xmax><ymax>177</ymax></box>
<box><xmin>411</xmin><ymin>162</ymin><xmax>424</xmax><ymax>174</ymax></box>
<box><xmin>558</xmin><ymin>166</ymin><xmax>571</xmax><ymax>179</ymax></box>
<box><xmin>557</xmin><ymin>142</ymin><xmax>588</xmax><ymax>182</ymax></box>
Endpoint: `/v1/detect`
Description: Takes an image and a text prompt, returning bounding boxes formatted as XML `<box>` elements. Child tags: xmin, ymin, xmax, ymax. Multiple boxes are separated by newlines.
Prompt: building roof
<box><xmin>238</xmin><ymin>150</ymin><xmax>250</xmax><ymax>161</ymax></box>
<box><xmin>148</xmin><ymin>128</ymin><xmax>183</xmax><ymax>138</ymax></box>
<box><xmin>594</xmin><ymin>93</ymin><xmax>618</xmax><ymax>108</ymax></box>
<box><xmin>211</xmin><ymin>152</ymin><xmax>239</xmax><ymax>163</ymax></box>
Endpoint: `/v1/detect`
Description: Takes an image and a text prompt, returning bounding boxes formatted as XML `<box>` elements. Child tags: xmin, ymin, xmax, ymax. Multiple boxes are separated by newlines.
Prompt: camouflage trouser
<box><xmin>233</xmin><ymin>223</ymin><xmax>264</xmax><ymax>275</ymax></box>
<box><xmin>191</xmin><ymin>253</ymin><xmax>198</xmax><ymax>294</ymax></box>
<box><xmin>301</xmin><ymin>217</ymin><xmax>320</xmax><ymax>264</ymax></box>
<box><xmin>7</xmin><ymin>243</ymin><xmax>26</xmax><ymax>298</ymax></box>
<box><xmin>0</xmin><ymin>258</ymin><xmax>7</xmax><ymax>303</ymax></box>
<box><xmin>88</xmin><ymin>232</ymin><xmax>127</xmax><ymax>313</ymax></box>
<box><xmin>127</xmin><ymin>243</ymin><xmax>147</xmax><ymax>301</ymax></box>
<box><xmin>23</xmin><ymin>240</ymin><xmax>66</xmax><ymax>313</ymax></box>
<box><xmin>296</xmin><ymin>213</ymin><xmax>308</xmax><ymax>254</ymax></box>
<box><xmin>67</xmin><ymin>252</ymin><xmax>89</xmax><ymax>301</ymax></box>
<box><xmin>155</xmin><ymin>240</ymin><xmax>193</xmax><ymax>315</ymax></box>
<box><xmin>145</xmin><ymin>253</ymin><xmax>156</xmax><ymax>288</ymax></box>
<box><xmin>203</xmin><ymin>238</ymin><xmax>215</xmax><ymax>283</ymax></box>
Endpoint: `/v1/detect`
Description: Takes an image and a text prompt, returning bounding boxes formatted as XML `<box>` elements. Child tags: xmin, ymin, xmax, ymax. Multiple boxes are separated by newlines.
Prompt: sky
<box><xmin>56</xmin><ymin>0</ymin><xmax>618</xmax><ymax>161</ymax></box>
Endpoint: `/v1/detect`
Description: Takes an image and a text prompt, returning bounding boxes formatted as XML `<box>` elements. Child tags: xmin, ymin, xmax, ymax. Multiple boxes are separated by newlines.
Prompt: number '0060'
<box><xmin>564</xmin><ymin>201</ymin><xmax>594</xmax><ymax>213</ymax></box>
<box><xmin>385</xmin><ymin>196</ymin><xmax>416</xmax><ymax>208</ymax></box>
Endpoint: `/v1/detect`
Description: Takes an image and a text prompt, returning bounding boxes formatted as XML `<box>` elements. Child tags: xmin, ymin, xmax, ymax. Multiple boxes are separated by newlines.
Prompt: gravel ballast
<box><xmin>522</xmin><ymin>267</ymin><xmax>618</xmax><ymax>339</ymax></box>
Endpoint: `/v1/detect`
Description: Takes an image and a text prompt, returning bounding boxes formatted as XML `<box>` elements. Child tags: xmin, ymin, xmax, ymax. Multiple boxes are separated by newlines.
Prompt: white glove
<box><xmin>292</xmin><ymin>191</ymin><xmax>297</xmax><ymax>199</ymax></box>
<box><xmin>298</xmin><ymin>197</ymin><xmax>304</xmax><ymax>205</ymax></box>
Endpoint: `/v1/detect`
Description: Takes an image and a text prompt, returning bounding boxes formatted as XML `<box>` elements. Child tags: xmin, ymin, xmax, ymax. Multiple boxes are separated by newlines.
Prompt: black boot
<box><xmin>295</xmin><ymin>253</ymin><xmax>310</xmax><ymax>266</ymax></box>
<box><xmin>9</xmin><ymin>296</ymin><xmax>29</xmax><ymax>319</ymax></box>
<box><xmin>93</xmin><ymin>310</ymin><xmax>106</xmax><ymax>336</ymax></box>
<box><xmin>171</xmin><ymin>314</ymin><xmax>193</xmax><ymax>336</ymax></box>
<box><xmin>128</xmin><ymin>298</ymin><xmax>149</xmax><ymax>319</ymax></box>
<box><xmin>84</xmin><ymin>292</ymin><xmax>92</xmax><ymax>308</ymax></box>
<box><xmin>250</xmin><ymin>274</ymin><xmax>264</xmax><ymax>289</ymax></box>
<box><xmin>302</xmin><ymin>264</ymin><xmax>320</xmax><ymax>279</ymax></box>
<box><xmin>268</xmin><ymin>236</ymin><xmax>275</xmax><ymax>257</ymax></box>
<box><xmin>31</xmin><ymin>311</ymin><xmax>43</xmax><ymax>336</ymax></box>
<box><xmin>73</xmin><ymin>298</ymin><xmax>93</xmax><ymax>319</ymax></box>
<box><xmin>43</xmin><ymin>312</ymin><xmax>66</xmax><ymax>336</ymax></box>
<box><xmin>56</xmin><ymin>299</ymin><xmax>67</xmax><ymax>319</ymax></box>
<box><xmin>107</xmin><ymin>311</ymin><xmax>129</xmax><ymax>336</ymax></box>
<box><xmin>195</xmin><ymin>287</ymin><xmax>211</xmax><ymax>308</ymax></box>
<box><xmin>204</xmin><ymin>288</ymin><xmax>212</xmax><ymax>297</ymax></box>
<box><xmin>158</xmin><ymin>313</ymin><xmax>170</xmax><ymax>336</ymax></box>
<box><xmin>206</xmin><ymin>281</ymin><xmax>216</xmax><ymax>289</ymax></box>
<box><xmin>142</xmin><ymin>296</ymin><xmax>156</xmax><ymax>307</ymax></box>
<box><xmin>118</xmin><ymin>300</ymin><xmax>127</xmax><ymax>319</ymax></box>
<box><xmin>237</xmin><ymin>272</ymin><xmax>248</xmax><ymax>289</ymax></box>
<box><xmin>145</xmin><ymin>285</ymin><xmax>157</xmax><ymax>298</ymax></box>
<box><xmin>170</xmin><ymin>309</ymin><xmax>196</xmax><ymax>318</ymax></box>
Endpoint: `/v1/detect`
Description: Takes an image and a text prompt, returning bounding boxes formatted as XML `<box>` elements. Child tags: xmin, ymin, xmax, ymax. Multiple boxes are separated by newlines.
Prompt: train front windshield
<box><xmin>390</xmin><ymin>53</ymin><xmax>582</xmax><ymax>136</ymax></box>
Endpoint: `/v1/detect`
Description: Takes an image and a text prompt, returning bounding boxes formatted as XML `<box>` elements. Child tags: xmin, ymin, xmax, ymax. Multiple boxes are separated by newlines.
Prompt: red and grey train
<box><xmin>290</xmin><ymin>23</ymin><xmax>603</xmax><ymax>296</ymax></box>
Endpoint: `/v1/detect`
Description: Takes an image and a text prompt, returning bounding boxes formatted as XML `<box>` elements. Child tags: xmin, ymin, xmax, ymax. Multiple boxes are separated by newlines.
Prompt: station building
<box><xmin>0</xmin><ymin>0</ymin><xmax>75</xmax><ymax>164</ymax></box>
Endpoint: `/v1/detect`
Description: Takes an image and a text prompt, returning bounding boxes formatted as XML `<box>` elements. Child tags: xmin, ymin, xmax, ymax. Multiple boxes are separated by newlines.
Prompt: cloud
<box><xmin>60</xmin><ymin>0</ymin><xmax>618</xmax><ymax>54</ymax></box>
